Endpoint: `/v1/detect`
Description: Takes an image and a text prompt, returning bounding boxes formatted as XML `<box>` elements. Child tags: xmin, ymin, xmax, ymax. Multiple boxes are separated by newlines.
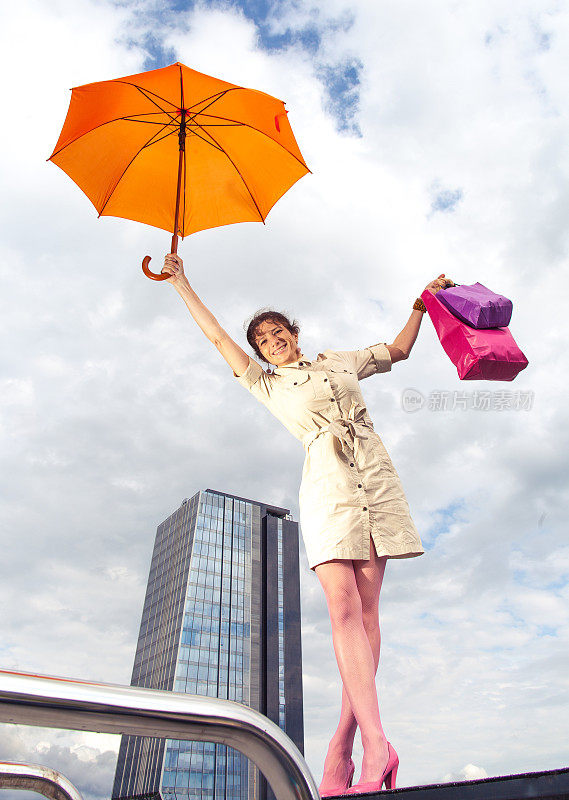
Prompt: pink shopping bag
<box><xmin>421</xmin><ymin>289</ymin><xmax>529</xmax><ymax>381</ymax></box>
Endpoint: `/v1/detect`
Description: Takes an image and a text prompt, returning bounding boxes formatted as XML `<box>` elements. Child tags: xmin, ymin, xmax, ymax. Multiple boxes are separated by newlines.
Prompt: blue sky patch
<box><xmin>512</xmin><ymin>564</ymin><xmax>568</xmax><ymax>593</ymax></box>
<box><xmin>317</xmin><ymin>58</ymin><xmax>362</xmax><ymax>135</ymax></box>
<box><xmin>138</xmin><ymin>31</ymin><xmax>178</xmax><ymax>70</ymax></box>
<box><xmin>422</xmin><ymin>498</ymin><xmax>466</xmax><ymax>550</ymax></box>
<box><xmin>121</xmin><ymin>0</ymin><xmax>362</xmax><ymax>133</ymax></box>
<box><xmin>429</xmin><ymin>185</ymin><xmax>464</xmax><ymax>216</ymax></box>
<box><xmin>418</xmin><ymin>611</ymin><xmax>445</xmax><ymax>626</ymax></box>
<box><xmin>537</xmin><ymin>625</ymin><xmax>557</xmax><ymax>637</ymax></box>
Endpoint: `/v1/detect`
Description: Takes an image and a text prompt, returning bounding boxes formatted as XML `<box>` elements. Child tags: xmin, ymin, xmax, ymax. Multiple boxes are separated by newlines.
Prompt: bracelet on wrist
<box><xmin>413</xmin><ymin>298</ymin><xmax>426</xmax><ymax>313</ymax></box>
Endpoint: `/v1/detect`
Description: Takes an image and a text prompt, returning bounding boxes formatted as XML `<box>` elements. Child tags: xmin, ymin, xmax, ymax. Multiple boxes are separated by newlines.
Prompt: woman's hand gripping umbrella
<box><xmin>48</xmin><ymin>62</ymin><xmax>310</xmax><ymax>279</ymax></box>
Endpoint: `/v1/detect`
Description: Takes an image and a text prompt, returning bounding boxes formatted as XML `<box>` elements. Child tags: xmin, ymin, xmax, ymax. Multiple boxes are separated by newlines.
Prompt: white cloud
<box><xmin>443</xmin><ymin>763</ymin><xmax>489</xmax><ymax>782</ymax></box>
<box><xmin>0</xmin><ymin>728</ymin><xmax>119</xmax><ymax>800</ymax></box>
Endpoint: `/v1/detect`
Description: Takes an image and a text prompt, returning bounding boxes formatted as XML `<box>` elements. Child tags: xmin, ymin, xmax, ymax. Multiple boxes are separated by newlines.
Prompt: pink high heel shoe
<box><xmin>319</xmin><ymin>758</ymin><xmax>356</xmax><ymax>797</ymax></box>
<box><xmin>345</xmin><ymin>743</ymin><xmax>399</xmax><ymax>794</ymax></box>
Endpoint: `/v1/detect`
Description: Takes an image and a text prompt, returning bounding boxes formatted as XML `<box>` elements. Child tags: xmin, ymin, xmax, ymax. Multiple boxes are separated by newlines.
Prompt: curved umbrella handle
<box><xmin>142</xmin><ymin>255</ymin><xmax>170</xmax><ymax>281</ymax></box>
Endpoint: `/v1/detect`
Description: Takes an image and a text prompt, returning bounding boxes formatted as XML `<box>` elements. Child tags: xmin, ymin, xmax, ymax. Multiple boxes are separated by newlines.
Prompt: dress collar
<box><xmin>274</xmin><ymin>355</ymin><xmax>312</xmax><ymax>374</ymax></box>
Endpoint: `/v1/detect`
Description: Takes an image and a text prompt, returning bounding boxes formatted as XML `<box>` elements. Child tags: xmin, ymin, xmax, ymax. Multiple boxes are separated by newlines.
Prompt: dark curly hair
<box><xmin>245</xmin><ymin>309</ymin><xmax>300</xmax><ymax>362</ymax></box>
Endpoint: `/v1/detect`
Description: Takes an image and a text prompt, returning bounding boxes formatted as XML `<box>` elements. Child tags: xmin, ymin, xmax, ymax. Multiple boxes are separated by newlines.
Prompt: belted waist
<box><xmin>302</xmin><ymin>401</ymin><xmax>372</xmax><ymax>459</ymax></box>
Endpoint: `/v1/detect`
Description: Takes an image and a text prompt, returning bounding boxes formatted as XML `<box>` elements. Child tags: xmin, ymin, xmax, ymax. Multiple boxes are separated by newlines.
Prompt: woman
<box><xmin>161</xmin><ymin>253</ymin><xmax>451</xmax><ymax>794</ymax></box>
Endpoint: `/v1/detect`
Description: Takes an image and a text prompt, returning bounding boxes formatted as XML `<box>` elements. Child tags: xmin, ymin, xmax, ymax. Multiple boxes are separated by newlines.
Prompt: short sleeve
<box><xmin>322</xmin><ymin>344</ymin><xmax>392</xmax><ymax>380</ymax></box>
<box><xmin>353</xmin><ymin>343</ymin><xmax>391</xmax><ymax>380</ymax></box>
<box><xmin>234</xmin><ymin>357</ymin><xmax>273</xmax><ymax>402</ymax></box>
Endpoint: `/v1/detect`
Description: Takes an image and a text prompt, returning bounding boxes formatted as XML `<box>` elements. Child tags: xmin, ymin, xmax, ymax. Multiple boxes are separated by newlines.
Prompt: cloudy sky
<box><xmin>1</xmin><ymin>0</ymin><xmax>568</xmax><ymax>796</ymax></box>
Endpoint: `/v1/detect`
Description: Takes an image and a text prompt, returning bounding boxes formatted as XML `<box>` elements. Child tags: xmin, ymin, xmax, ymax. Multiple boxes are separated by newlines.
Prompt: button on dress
<box><xmin>236</xmin><ymin>343</ymin><xmax>424</xmax><ymax>570</ymax></box>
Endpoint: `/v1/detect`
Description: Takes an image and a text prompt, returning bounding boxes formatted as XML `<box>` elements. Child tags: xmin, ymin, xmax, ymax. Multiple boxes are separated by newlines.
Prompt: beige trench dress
<box><xmin>236</xmin><ymin>343</ymin><xmax>424</xmax><ymax>570</ymax></box>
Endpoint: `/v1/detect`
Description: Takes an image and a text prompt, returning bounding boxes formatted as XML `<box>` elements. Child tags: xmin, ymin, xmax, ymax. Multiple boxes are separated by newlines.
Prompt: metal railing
<box><xmin>0</xmin><ymin>761</ymin><xmax>84</xmax><ymax>800</ymax></box>
<box><xmin>0</xmin><ymin>669</ymin><xmax>320</xmax><ymax>800</ymax></box>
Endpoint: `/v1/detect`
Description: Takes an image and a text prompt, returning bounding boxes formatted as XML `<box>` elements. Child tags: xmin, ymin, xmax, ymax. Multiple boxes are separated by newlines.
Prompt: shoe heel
<box><xmin>384</xmin><ymin>763</ymin><xmax>398</xmax><ymax>790</ymax></box>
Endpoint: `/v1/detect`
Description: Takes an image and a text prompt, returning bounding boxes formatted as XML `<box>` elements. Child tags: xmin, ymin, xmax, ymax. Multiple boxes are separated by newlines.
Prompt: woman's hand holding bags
<box><xmin>435</xmin><ymin>282</ymin><xmax>513</xmax><ymax>329</ymax></box>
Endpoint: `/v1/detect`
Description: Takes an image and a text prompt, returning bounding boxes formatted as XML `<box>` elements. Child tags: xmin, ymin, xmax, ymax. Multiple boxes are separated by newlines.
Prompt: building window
<box><xmin>277</xmin><ymin>518</ymin><xmax>286</xmax><ymax>731</ymax></box>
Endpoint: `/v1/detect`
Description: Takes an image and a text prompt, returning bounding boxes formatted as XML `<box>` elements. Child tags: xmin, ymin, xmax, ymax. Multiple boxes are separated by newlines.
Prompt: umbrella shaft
<box><xmin>172</xmin><ymin>109</ymin><xmax>187</xmax><ymax>254</ymax></box>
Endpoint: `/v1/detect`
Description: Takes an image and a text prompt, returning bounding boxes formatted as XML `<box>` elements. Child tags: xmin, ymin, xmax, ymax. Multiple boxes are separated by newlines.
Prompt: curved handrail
<box><xmin>0</xmin><ymin>669</ymin><xmax>320</xmax><ymax>800</ymax></box>
<box><xmin>0</xmin><ymin>762</ymin><xmax>84</xmax><ymax>800</ymax></box>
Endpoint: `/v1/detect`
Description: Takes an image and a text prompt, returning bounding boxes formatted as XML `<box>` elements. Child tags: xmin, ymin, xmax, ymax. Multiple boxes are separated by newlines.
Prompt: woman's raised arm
<box><xmin>161</xmin><ymin>253</ymin><xmax>250</xmax><ymax>377</ymax></box>
<box><xmin>385</xmin><ymin>273</ymin><xmax>453</xmax><ymax>363</ymax></box>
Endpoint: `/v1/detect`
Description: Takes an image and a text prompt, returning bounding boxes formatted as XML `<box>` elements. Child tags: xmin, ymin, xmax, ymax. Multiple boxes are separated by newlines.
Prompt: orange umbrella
<box><xmin>49</xmin><ymin>62</ymin><xmax>310</xmax><ymax>280</ymax></box>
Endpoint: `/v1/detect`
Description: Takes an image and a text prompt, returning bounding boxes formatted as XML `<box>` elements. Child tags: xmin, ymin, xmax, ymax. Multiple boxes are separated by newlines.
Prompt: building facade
<box><xmin>112</xmin><ymin>489</ymin><xmax>303</xmax><ymax>800</ymax></box>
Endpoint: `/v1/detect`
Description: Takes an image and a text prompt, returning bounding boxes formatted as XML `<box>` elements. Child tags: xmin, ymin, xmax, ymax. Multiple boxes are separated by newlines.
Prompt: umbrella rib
<box><xmin>142</xmin><ymin>127</ymin><xmax>180</xmax><ymax>149</ymax></box>
<box><xmin>123</xmin><ymin>119</ymin><xmax>174</xmax><ymax>125</ymax></box>
<box><xmin>185</xmin><ymin>88</ymin><xmax>308</xmax><ymax>171</ymax></box>
<box><xmin>186</xmin><ymin>89</ymin><xmax>234</xmax><ymax>125</ymax></box>
<box><xmin>50</xmin><ymin>85</ymin><xmax>179</xmax><ymax>159</ymax></box>
<box><xmin>131</xmin><ymin>86</ymin><xmax>179</xmax><ymax>123</ymax></box>
<box><xmin>131</xmin><ymin>116</ymin><xmax>177</xmax><ymax>150</ymax></box>
<box><xmin>111</xmin><ymin>80</ymin><xmax>239</xmax><ymax>121</ymax></box>
<box><xmin>114</xmin><ymin>80</ymin><xmax>180</xmax><ymax>116</ymax></box>
<box><xmin>185</xmin><ymin>88</ymin><xmax>236</xmax><ymax>114</ymax></box>
<box><xmin>193</xmin><ymin>112</ymin><xmax>310</xmax><ymax>172</ymax></box>
<box><xmin>121</xmin><ymin>114</ymin><xmax>179</xmax><ymax>125</ymax></box>
<box><xmin>186</xmin><ymin>127</ymin><xmax>225</xmax><ymax>153</ymax></box>
<box><xmin>188</xmin><ymin>122</ymin><xmax>241</xmax><ymax>127</ymax></box>
<box><xmin>191</xmin><ymin>122</ymin><xmax>266</xmax><ymax>223</ymax></box>
<box><xmin>49</xmin><ymin>115</ymin><xmax>178</xmax><ymax>160</ymax></box>
<box><xmin>97</xmin><ymin>124</ymin><xmax>177</xmax><ymax>216</ymax></box>
<box><xmin>122</xmin><ymin>111</ymin><xmax>176</xmax><ymax>117</ymax></box>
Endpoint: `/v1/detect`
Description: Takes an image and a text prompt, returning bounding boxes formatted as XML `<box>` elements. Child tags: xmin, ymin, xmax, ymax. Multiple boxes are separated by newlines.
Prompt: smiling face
<box><xmin>254</xmin><ymin>319</ymin><xmax>301</xmax><ymax>366</ymax></box>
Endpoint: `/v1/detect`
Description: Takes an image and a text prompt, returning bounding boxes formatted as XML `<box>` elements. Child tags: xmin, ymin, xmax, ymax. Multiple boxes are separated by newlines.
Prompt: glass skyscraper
<box><xmin>112</xmin><ymin>489</ymin><xmax>303</xmax><ymax>800</ymax></box>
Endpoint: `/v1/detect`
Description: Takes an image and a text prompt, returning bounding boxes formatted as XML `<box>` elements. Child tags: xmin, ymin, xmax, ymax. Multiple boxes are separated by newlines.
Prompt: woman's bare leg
<box><xmin>320</xmin><ymin>544</ymin><xmax>386</xmax><ymax>787</ymax></box>
<box><xmin>316</xmin><ymin>539</ymin><xmax>389</xmax><ymax>787</ymax></box>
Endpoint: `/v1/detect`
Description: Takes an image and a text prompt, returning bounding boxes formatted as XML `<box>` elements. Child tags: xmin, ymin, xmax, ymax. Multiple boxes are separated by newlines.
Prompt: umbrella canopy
<box><xmin>49</xmin><ymin>62</ymin><xmax>310</xmax><ymax>276</ymax></box>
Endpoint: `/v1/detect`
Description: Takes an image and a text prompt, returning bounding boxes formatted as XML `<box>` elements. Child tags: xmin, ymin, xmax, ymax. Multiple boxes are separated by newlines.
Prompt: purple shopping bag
<box><xmin>421</xmin><ymin>289</ymin><xmax>528</xmax><ymax>381</ymax></box>
<box><xmin>437</xmin><ymin>282</ymin><xmax>512</xmax><ymax>328</ymax></box>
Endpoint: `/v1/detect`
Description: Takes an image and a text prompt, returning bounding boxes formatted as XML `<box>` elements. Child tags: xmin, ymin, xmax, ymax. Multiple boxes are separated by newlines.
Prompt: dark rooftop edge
<box><xmin>328</xmin><ymin>766</ymin><xmax>569</xmax><ymax>800</ymax></box>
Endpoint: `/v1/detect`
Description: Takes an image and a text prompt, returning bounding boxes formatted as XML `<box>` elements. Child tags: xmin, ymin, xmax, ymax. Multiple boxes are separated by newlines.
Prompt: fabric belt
<box><xmin>302</xmin><ymin>400</ymin><xmax>371</xmax><ymax>461</ymax></box>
